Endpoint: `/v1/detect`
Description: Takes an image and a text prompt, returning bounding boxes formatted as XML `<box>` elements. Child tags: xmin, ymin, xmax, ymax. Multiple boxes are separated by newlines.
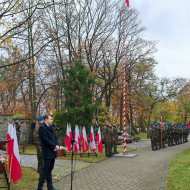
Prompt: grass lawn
<box><xmin>20</xmin><ymin>144</ymin><xmax>134</xmax><ymax>162</ymax></box>
<box><xmin>0</xmin><ymin>167</ymin><xmax>39</xmax><ymax>190</ymax></box>
<box><xmin>135</xmin><ymin>132</ymin><xmax>149</xmax><ymax>139</ymax></box>
<box><xmin>166</xmin><ymin>148</ymin><xmax>190</xmax><ymax>190</ymax></box>
<box><xmin>19</xmin><ymin>145</ymin><xmax>37</xmax><ymax>155</ymax></box>
<box><xmin>58</xmin><ymin>145</ymin><xmax>134</xmax><ymax>163</ymax></box>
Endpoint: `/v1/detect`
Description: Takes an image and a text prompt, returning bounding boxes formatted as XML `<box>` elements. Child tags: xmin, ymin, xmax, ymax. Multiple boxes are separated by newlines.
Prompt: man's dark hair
<box><xmin>44</xmin><ymin>114</ymin><xmax>53</xmax><ymax>119</ymax></box>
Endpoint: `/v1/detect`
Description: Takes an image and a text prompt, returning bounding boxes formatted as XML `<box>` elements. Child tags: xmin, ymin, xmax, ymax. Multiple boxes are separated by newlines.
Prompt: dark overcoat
<box><xmin>39</xmin><ymin>122</ymin><xmax>59</xmax><ymax>159</ymax></box>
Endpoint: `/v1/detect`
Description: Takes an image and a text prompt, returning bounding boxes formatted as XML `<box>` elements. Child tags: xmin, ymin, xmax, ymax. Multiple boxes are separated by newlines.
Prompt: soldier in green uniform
<box><xmin>34</xmin><ymin>116</ymin><xmax>44</xmax><ymax>177</ymax></box>
<box><xmin>112</xmin><ymin>122</ymin><xmax>119</xmax><ymax>154</ymax></box>
<box><xmin>154</xmin><ymin>123</ymin><xmax>160</xmax><ymax>150</ymax></box>
<box><xmin>14</xmin><ymin>118</ymin><xmax>21</xmax><ymax>145</ymax></box>
<box><xmin>180</xmin><ymin>125</ymin><xmax>183</xmax><ymax>143</ymax></box>
<box><xmin>150</xmin><ymin>124</ymin><xmax>156</xmax><ymax>151</ymax></box>
<box><xmin>182</xmin><ymin>126</ymin><xmax>185</xmax><ymax>143</ymax></box>
<box><xmin>163</xmin><ymin>124</ymin><xmax>168</xmax><ymax>147</ymax></box>
<box><xmin>161</xmin><ymin>124</ymin><xmax>166</xmax><ymax>148</ymax></box>
<box><xmin>167</xmin><ymin>123</ymin><xmax>172</xmax><ymax>146</ymax></box>
<box><xmin>156</xmin><ymin>123</ymin><xmax>161</xmax><ymax>150</ymax></box>
<box><xmin>103</xmin><ymin>121</ymin><xmax>112</xmax><ymax>157</ymax></box>
<box><xmin>173</xmin><ymin>124</ymin><xmax>177</xmax><ymax>145</ymax></box>
<box><xmin>171</xmin><ymin>124</ymin><xmax>175</xmax><ymax>146</ymax></box>
<box><xmin>185</xmin><ymin>126</ymin><xmax>189</xmax><ymax>142</ymax></box>
<box><xmin>108</xmin><ymin>123</ymin><xmax>113</xmax><ymax>156</ymax></box>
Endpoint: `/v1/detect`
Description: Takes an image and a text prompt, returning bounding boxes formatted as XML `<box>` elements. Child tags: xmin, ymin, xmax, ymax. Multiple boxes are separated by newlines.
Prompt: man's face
<box><xmin>45</xmin><ymin>116</ymin><xmax>53</xmax><ymax>125</ymax></box>
<box><xmin>105</xmin><ymin>121</ymin><xmax>108</xmax><ymax>126</ymax></box>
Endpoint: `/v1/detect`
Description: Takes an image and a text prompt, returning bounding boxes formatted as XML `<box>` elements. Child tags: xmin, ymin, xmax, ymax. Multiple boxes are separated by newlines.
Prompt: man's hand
<box><xmin>54</xmin><ymin>145</ymin><xmax>60</xmax><ymax>151</ymax></box>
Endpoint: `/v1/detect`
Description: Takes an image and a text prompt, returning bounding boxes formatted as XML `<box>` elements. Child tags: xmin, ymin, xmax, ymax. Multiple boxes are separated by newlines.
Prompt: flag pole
<box><xmin>122</xmin><ymin>0</ymin><xmax>129</xmax><ymax>155</ymax></box>
<box><xmin>9</xmin><ymin>154</ymin><xmax>13</xmax><ymax>183</ymax></box>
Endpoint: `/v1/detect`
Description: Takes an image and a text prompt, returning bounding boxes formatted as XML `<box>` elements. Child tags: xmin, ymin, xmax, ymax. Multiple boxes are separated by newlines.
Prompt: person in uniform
<box><xmin>34</xmin><ymin>116</ymin><xmax>44</xmax><ymax>178</ymax></box>
<box><xmin>108</xmin><ymin>123</ymin><xmax>114</xmax><ymax>156</ymax></box>
<box><xmin>161</xmin><ymin>124</ymin><xmax>166</xmax><ymax>148</ymax></box>
<box><xmin>167</xmin><ymin>123</ymin><xmax>172</xmax><ymax>146</ymax></box>
<box><xmin>185</xmin><ymin>126</ymin><xmax>189</xmax><ymax>142</ymax></box>
<box><xmin>163</xmin><ymin>124</ymin><xmax>168</xmax><ymax>147</ymax></box>
<box><xmin>112</xmin><ymin>122</ymin><xmax>119</xmax><ymax>154</ymax></box>
<box><xmin>173</xmin><ymin>124</ymin><xmax>177</xmax><ymax>145</ymax></box>
<box><xmin>171</xmin><ymin>123</ymin><xmax>174</xmax><ymax>146</ymax></box>
<box><xmin>103</xmin><ymin>121</ymin><xmax>112</xmax><ymax>157</ymax></box>
<box><xmin>179</xmin><ymin>125</ymin><xmax>182</xmax><ymax>144</ymax></box>
<box><xmin>154</xmin><ymin>123</ymin><xmax>160</xmax><ymax>150</ymax></box>
<box><xmin>150</xmin><ymin>123</ymin><xmax>156</xmax><ymax>151</ymax></box>
<box><xmin>157</xmin><ymin>123</ymin><xmax>162</xmax><ymax>149</ymax></box>
<box><xmin>13</xmin><ymin>118</ymin><xmax>21</xmax><ymax>145</ymax></box>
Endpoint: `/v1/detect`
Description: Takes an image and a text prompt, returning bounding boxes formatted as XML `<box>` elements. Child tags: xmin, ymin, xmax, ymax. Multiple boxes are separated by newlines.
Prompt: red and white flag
<box><xmin>74</xmin><ymin>125</ymin><xmax>81</xmax><ymax>152</ymax></box>
<box><xmin>69</xmin><ymin>124</ymin><xmax>73</xmax><ymax>141</ymax></box>
<box><xmin>7</xmin><ymin>124</ymin><xmax>14</xmax><ymax>168</ymax></box>
<box><xmin>65</xmin><ymin>124</ymin><xmax>72</xmax><ymax>152</ymax></box>
<box><xmin>81</xmin><ymin>126</ymin><xmax>88</xmax><ymax>153</ymax></box>
<box><xmin>160</xmin><ymin>115</ymin><xmax>164</xmax><ymax>127</ymax></box>
<box><xmin>90</xmin><ymin>126</ymin><xmax>96</xmax><ymax>152</ymax></box>
<box><xmin>96</xmin><ymin>127</ymin><xmax>103</xmax><ymax>153</ymax></box>
<box><xmin>7</xmin><ymin>124</ymin><xmax>22</xmax><ymax>183</ymax></box>
<box><xmin>188</xmin><ymin>121</ymin><xmax>190</xmax><ymax>129</ymax></box>
<box><xmin>126</xmin><ymin>0</ymin><xmax>130</xmax><ymax>7</ymax></box>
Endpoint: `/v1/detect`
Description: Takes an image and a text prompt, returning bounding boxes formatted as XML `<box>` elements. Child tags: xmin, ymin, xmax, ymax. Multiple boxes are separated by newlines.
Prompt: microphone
<box><xmin>52</xmin><ymin>124</ymin><xmax>60</xmax><ymax>132</ymax></box>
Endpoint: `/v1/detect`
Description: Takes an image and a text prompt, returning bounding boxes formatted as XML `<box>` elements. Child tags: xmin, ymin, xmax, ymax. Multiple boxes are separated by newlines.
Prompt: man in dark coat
<box><xmin>37</xmin><ymin>114</ymin><xmax>59</xmax><ymax>190</ymax></box>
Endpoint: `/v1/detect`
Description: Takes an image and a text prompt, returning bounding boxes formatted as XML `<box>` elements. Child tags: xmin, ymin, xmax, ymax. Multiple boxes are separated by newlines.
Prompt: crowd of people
<box><xmin>149</xmin><ymin>122</ymin><xmax>189</xmax><ymax>151</ymax></box>
<box><xmin>103</xmin><ymin>121</ymin><xmax>119</xmax><ymax>157</ymax></box>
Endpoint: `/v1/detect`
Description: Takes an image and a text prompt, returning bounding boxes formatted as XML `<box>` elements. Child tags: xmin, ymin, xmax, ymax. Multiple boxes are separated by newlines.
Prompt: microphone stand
<box><xmin>53</xmin><ymin>124</ymin><xmax>82</xmax><ymax>190</ymax></box>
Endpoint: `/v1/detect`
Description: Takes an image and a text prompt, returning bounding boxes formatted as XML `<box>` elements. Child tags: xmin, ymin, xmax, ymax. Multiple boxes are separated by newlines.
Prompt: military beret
<box><xmin>150</xmin><ymin>124</ymin><xmax>154</xmax><ymax>127</ymax></box>
<box><xmin>37</xmin><ymin>116</ymin><xmax>45</xmax><ymax>121</ymax></box>
<box><xmin>13</xmin><ymin>118</ymin><xmax>19</xmax><ymax>121</ymax></box>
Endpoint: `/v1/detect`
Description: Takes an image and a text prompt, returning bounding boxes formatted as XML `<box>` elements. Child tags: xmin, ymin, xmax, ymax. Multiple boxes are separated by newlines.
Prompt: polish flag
<box><xmin>160</xmin><ymin>115</ymin><xmax>164</xmax><ymax>127</ymax></box>
<box><xmin>69</xmin><ymin>124</ymin><xmax>73</xmax><ymax>140</ymax></box>
<box><xmin>74</xmin><ymin>125</ymin><xmax>81</xmax><ymax>152</ymax></box>
<box><xmin>65</xmin><ymin>124</ymin><xmax>72</xmax><ymax>152</ymax></box>
<box><xmin>96</xmin><ymin>127</ymin><xmax>103</xmax><ymax>153</ymax></box>
<box><xmin>126</xmin><ymin>0</ymin><xmax>130</xmax><ymax>7</ymax></box>
<box><xmin>7</xmin><ymin>124</ymin><xmax>22</xmax><ymax>183</ymax></box>
<box><xmin>7</xmin><ymin>124</ymin><xmax>14</xmax><ymax>154</ymax></box>
<box><xmin>90</xmin><ymin>126</ymin><xmax>96</xmax><ymax>152</ymax></box>
<box><xmin>81</xmin><ymin>126</ymin><xmax>88</xmax><ymax>153</ymax></box>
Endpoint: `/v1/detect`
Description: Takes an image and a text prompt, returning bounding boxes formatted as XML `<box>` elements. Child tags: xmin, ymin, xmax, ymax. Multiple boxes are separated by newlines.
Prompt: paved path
<box><xmin>20</xmin><ymin>155</ymin><xmax>91</xmax><ymax>179</ymax></box>
<box><xmin>51</xmin><ymin>140</ymin><xmax>190</xmax><ymax>190</ymax></box>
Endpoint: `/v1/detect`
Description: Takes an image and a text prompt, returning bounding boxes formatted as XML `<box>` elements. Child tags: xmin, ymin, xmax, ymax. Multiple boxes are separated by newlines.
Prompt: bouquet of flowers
<box><xmin>0</xmin><ymin>154</ymin><xmax>5</xmax><ymax>164</ymax></box>
<box><xmin>59</xmin><ymin>146</ymin><xmax>65</xmax><ymax>150</ymax></box>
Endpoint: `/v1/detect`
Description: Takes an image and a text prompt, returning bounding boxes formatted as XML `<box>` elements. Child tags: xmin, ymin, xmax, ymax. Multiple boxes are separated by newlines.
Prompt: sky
<box><xmin>131</xmin><ymin>0</ymin><xmax>190</xmax><ymax>78</ymax></box>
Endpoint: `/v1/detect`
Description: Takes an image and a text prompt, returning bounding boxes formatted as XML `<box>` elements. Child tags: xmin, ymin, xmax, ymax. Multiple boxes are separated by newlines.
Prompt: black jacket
<box><xmin>39</xmin><ymin>122</ymin><xmax>59</xmax><ymax>159</ymax></box>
